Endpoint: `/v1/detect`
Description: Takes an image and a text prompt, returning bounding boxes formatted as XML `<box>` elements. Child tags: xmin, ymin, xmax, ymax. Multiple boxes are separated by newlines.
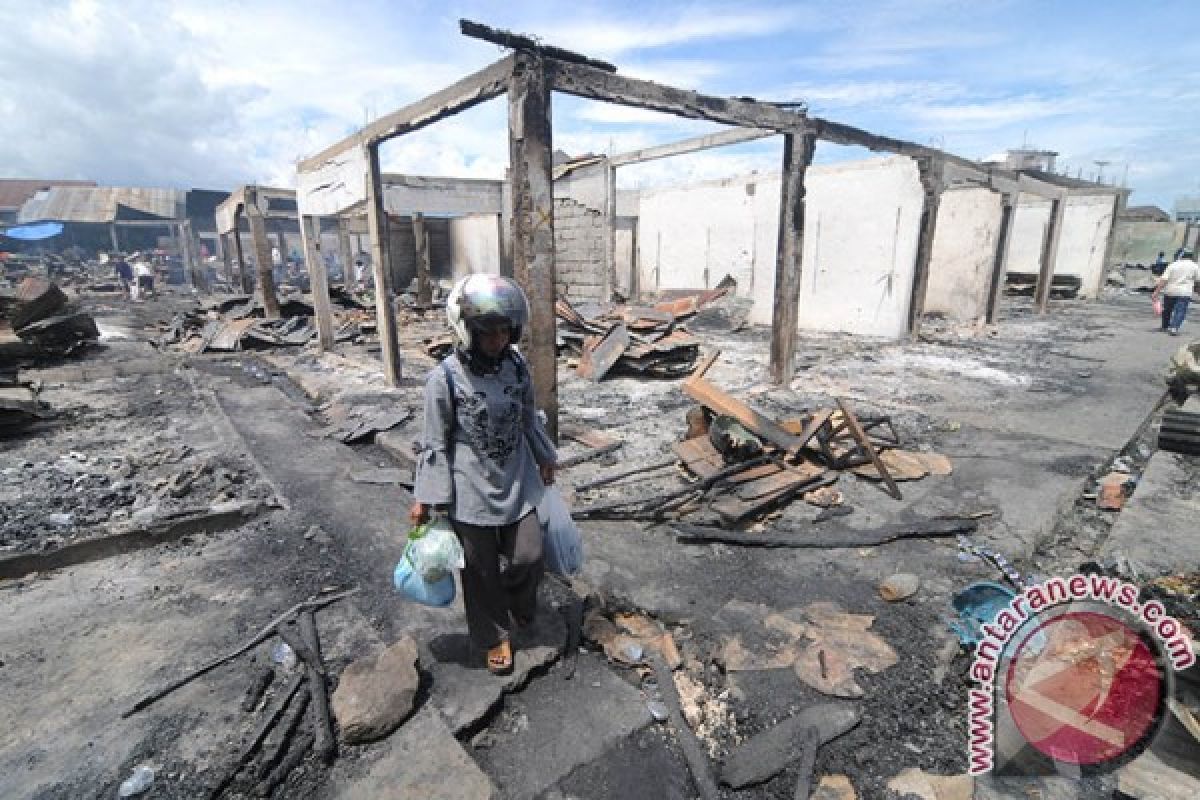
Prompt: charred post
<box><xmin>508</xmin><ymin>50</ymin><xmax>558</xmax><ymax>439</ymax></box>
<box><xmin>906</xmin><ymin>156</ymin><xmax>945</xmax><ymax>339</ymax></box>
<box><xmin>1035</xmin><ymin>190</ymin><xmax>1068</xmax><ymax>313</ymax></box>
<box><xmin>768</xmin><ymin>131</ymin><xmax>816</xmax><ymax>386</ymax></box>
<box><xmin>300</xmin><ymin>215</ymin><xmax>336</xmax><ymax>351</ymax></box>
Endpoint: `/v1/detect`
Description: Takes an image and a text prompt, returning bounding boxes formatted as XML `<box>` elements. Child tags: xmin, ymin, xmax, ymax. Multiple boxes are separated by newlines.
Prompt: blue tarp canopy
<box><xmin>2</xmin><ymin>222</ymin><xmax>64</xmax><ymax>240</ymax></box>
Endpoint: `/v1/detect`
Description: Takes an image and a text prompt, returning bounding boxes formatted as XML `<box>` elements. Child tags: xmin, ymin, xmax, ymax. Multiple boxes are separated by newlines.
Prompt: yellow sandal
<box><xmin>486</xmin><ymin>640</ymin><xmax>513</xmax><ymax>675</ymax></box>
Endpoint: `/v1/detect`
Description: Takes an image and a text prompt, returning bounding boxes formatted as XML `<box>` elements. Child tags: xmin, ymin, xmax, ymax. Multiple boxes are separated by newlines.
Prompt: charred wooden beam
<box><xmin>366</xmin><ymin>143</ymin><xmax>403</xmax><ymax>386</ymax></box>
<box><xmin>671</xmin><ymin>517</ymin><xmax>978</xmax><ymax>548</ymax></box>
<box><xmin>769</xmin><ymin>131</ymin><xmax>816</xmax><ymax>385</ymax></box>
<box><xmin>460</xmin><ymin>18</ymin><xmax>616</xmax><ymax>72</ymax></box>
<box><xmin>412</xmin><ymin>213</ymin><xmax>433</xmax><ymax>305</ymax></box>
<box><xmin>609</xmin><ymin>127</ymin><xmax>774</xmax><ymax>167</ymax></box>
<box><xmin>1034</xmin><ymin>190</ymin><xmax>1068</xmax><ymax>313</ymax></box>
<box><xmin>545</xmin><ymin>59</ymin><xmax>808</xmax><ymax>133</ymax></box>
<box><xmin>509</xmin><ymin>51</ymin><xmax>559</xmax><ymax>439</ymax></box>
<box><xmin>298</xmin><ymin>55</ymin><xmax>515</xmax><ymax>171</ymax></box>
<box><xmin>652</xmin><ymin>655</ymin><xmax>721</xmax><ymax>800</ymax></box>
<box><xmin>298</xmin><ymin>610</ymin><xmax>336</xmax><ymax>764</ymax></box>
<box><xmin>906</xmin><ymin>156</ymin><xmax>944</xmax><ymax>339</ymax></box>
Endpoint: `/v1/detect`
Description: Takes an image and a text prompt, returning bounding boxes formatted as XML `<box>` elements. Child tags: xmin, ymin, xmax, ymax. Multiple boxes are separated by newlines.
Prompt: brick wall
<box><xmin>386</xmin><ymin>214</ymin><xmax>451</xmax><ymax>291</ymax></box>
<box><xmin>553</xmin><ymin>197</ymin><xmax>607</xmax><ymax>302</ymax></box>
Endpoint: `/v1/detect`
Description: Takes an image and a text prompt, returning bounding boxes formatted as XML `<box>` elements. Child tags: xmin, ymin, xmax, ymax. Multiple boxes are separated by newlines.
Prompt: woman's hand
<box><xmin>540</xmin><ymin>464</ymin><xmax>556</xmax><ymax>486</ymax></box>
<box><xmin>409</xmin><ymin>502</ymin><xmax>430</xmax><ymax>526</ymax></box>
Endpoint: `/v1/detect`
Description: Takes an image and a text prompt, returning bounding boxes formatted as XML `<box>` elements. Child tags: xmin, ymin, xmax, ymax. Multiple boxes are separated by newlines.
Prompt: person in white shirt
<box><xmin>1152</xmin><ymin>250</ymin><xmax>1200</xmax><ymax>335</ymax></box>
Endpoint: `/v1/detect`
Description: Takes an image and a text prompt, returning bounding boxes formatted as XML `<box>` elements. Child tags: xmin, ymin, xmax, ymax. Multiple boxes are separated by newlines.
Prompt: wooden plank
<box><xmin>610</xmin><ymin>127</ymin><xmax>775</xmax><ymax>167</ymax></box>
<box><xmin>544</xmin><ymin>59</ymin><xmax>808</xmax><ymax>133</ymax></box>
<box><xmin>906</xmin><ymin>156</ymin><xmax>944</xmax><ymax>339</ymax></box>
<box><xmin>836</xmin><ymin>398</ymin><xmax>901</xmax><ymax>500</ymax></box>
<box><xmin>245</xmin><ymin>206</ymin><xmax>281</xmax><ymax>319</ymax></box>
<box><xmin>365</xmin><ymin>143</ymin><xmax>403</xmax><ymax>386</ymax></box>
<box><xmin>769</xmin><ymin>132</ymin><xmax>816</xmax><ymax>385</ymax></box>
<box><xmin>577</xmin><ymin>322</ymin><xmax>629</xmax><ymax>381</ymax></box>
<box><xmin>682</xmin><ymin>377</ymin><xmax>804</xmax><ymax>452</ymax></box>
<box><xmin>672</xmin><ymin>437</ymin><xmax>725</xmax><ymax>479</ymax></box>
<box><xmin>690</xmin><ymin>349</ymin><xmax>720</xmax><ymax>381</ymax></box>
<box><xmin>710</xmin><ymin>470</ymin><xmax>832</xmax><ymax>524</ymax></box>
<box><xmin>1034</xmin><ymin>191</ymin><xmax>1068</xmax><ymax>313</ymax></box>
<box><xmin>299</xmin><ymin>215</ymin><xmax>336</xmax><ymax>351</ymax></box>
<box><xmin>779</xmin><ymin>409</ymin><xmax>834</xmax><ymax>451</ymax></box>
<box><xmin>298</xmin><ymin>55</ymin><xmax>514</xmax><ymax>171</ymax></box>
<box><xmin>985</xmin><ymin>197</ymin><xmax>1016</xmax><ymax>324</ymax></box>
<box><xmin>509</xmin><ymin>52</ymin><xmax>558</xmax><ymax>439</ymax></box>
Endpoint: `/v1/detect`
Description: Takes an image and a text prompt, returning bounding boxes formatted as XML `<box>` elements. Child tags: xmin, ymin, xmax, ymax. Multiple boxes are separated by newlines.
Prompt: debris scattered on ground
<box><xmin>885</xmin><ymin>767</ymin><xmax>973</xmax><ymax>800</ymax></box>
<box><xmin>719</xmin><ymin>702</ymin><xmax>860</xmax><ymax>788</ymax></box>
<box><xmin>879</xmin><ymin>573</ymin><xmax>921</xmax><ymax>602</ymax></box>
<box><xmin>331</xmin><ymin>636</ymin><xmax>420</xmax><ymax>744</ymax></box>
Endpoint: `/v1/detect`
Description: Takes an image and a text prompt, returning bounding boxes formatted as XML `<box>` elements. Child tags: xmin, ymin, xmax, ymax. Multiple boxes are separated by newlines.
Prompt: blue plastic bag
<box><xmin>536</xmin><ymin>487</ymin><xmax>584</xmax><ymax>576</ymax></box>
<box><xmin>393</xmin><ymin>549</ymin><xmax>456</xmax><ymax>607</ymax></box>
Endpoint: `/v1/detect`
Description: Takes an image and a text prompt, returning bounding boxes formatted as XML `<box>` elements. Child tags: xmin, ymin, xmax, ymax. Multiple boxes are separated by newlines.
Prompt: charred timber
<box><xmin>459</xmin><ymin>19</ymin><xmax>617</xmax><ymax>72</ymax></box>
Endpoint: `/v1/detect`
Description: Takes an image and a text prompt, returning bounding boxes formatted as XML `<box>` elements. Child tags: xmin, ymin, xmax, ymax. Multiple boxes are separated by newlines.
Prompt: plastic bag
<box><xmin>536</xmin><ymin>487</ymin><xmax>584</xmax><ymax>576</ymax></box>
<box><xmin>406</xmin><ymin>516</ymin><xmax>464</xmax><ymax>583</ymax></box>
<box><xmin>1153</xmin><ymin>296</ymin><xmax>1164</xmax><ymax>316</ymax></box>
<box><xmin>393</xmin><ymin>555</ymin><xmax>456</xmax><ymax>607</ymax></box>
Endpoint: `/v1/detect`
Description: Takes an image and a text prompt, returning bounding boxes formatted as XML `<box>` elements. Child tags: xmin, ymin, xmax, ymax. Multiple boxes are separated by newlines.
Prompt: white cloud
<box><xmin>530</xmin><ymin>6</ymin><xmax>810</xmax><ymax>58</ymax></box>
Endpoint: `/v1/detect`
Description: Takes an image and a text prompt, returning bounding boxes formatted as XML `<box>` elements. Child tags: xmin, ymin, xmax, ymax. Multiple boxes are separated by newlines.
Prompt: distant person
<box><xmin>133</xmin><ymin>259</ymin><xmax>155</xmax><ymax>299</ymax></box>
<box><xmin>1153</xmin><ymin>249</ymin><xmax>1200</xmax><ymax>335</ymax></box>
<box><xmin>112</xmin><ymin>253</ymin><xmax>134</xmax><ymax>298</ymax></box>
<box><xmin>1153</xmin><ymin>251</ymin><xmax>1168</xmax><ymax>276</ymax></box>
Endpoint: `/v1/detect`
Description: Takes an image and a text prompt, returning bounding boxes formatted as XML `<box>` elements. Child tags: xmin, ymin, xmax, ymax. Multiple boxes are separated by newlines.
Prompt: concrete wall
<box><xmin>1007</xmin><ymin>197</ymin><xmax>1052</xmax><ymax>275</ymax></box>
<box><xmin>791</xmin><ymin>157</ymin><xmax>925</xmax><ymax>337</ymax></box>
<box><xmin>635</xmin><ymin>156</ymin><xmax>925</xmax><ymax>338</ymax></box>
<box><xmin>1054</xmin><ymin>194</ymin><xmax>1117</xmax><ymax>298</ymax></box>
<box><xmin>636</xmin><ymin>174</ymin><xmax>768</xmax><ymax>299</ymax></box>
<box><xmin>447</xmin><ymin>214</ymin><xmax>500</xmax><ymax>277</ymax></box>
<box><xmin>924</xmin><ymin>187</ymin><xmax>1004</xmax><ymax>323</ymax></box>
<box><xmin>1111</xmin><ymin>219</ymin><xmax>1186</xmax><ymax>267</ymax></box>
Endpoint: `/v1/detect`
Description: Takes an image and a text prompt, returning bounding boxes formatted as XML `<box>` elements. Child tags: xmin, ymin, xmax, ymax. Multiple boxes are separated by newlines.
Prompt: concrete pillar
<box><xmin>1035</xmin><ymin>191</ymin><xmax>1068</xmax><ymax>313</ymax></box>
<box><xmin>985</xmin><ymin>196</ymin><xmax>1017</xmax><ymax>324</ymax></box>
<box><xmin>246</xmin><ymin>209</ymin><xmax>281</xmax><ymax>318</ymax></box>
<box><xmin>300</xmin><ymin>214</ymin><xmax>336</xmax><ymax>352</ymax></box>
<box><xmin>365</xmin><ymin>142</ymin><xmax>403</xmax><ymax>386</ymax></box>
<box><xmin>412</xmin><ymin>212</ymin><xmax>433</xmax><ymax>305</ymax></box>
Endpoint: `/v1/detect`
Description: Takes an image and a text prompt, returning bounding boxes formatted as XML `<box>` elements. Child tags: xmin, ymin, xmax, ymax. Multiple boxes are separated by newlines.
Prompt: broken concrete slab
<box><xmin>1099</xmin><ymin>452</ymin><xmax>1200</xmax><ymax>577</ymax></box>
<box><xmin>331</xmin><ymin>706</ymin><xmax>496</xmax><ymax>800</ymax></box>
<box><xmin>719</xmin><ymin>702</ymin><xmax>860</xmax><ymax>788</ymax></box>
<box><xmin>331</xmin><ymin>636</ymin><xmax>420</xmax><ymax>744</ymax></box>
<box><xmin>422</xmin><ymin>607</ymin><xmax>566</xmax><ymax>734</ymax></box>
<box><xmin>472</xmin><ymin>654</ymin><xmax>652</xmax><ymax>800</ymax></box>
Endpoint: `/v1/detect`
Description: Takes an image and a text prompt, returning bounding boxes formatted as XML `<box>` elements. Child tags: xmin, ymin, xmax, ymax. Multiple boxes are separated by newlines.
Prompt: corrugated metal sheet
<box><xmin>0</xmin><ymin>179</ymin><xmax>96</xmax><ymax>212</ymax></box>
<box><xmin>18</xmin><ymin>186</ymin><xmax>184</xmax><ymax>224</ymax></box>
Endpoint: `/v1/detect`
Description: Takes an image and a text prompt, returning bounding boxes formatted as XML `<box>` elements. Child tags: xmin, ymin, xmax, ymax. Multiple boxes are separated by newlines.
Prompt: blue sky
<box><xmin>2</xmin><ymin>0</ymin><xmax>1198</xmax><ymax>208</ymax></box>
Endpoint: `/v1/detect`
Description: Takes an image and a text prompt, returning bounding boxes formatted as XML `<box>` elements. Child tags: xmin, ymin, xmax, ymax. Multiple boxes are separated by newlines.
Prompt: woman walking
<box><xmin>411</xmin><ymin>274</ymin><xmax>556</xmax><ymax>674</ymax></box>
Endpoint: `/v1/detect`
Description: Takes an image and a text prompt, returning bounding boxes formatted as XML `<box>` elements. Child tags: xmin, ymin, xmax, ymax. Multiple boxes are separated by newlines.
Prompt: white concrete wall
<box><xmin>923</xmin><ymin>187</ymin><xmax>1004</xmax><ymax>323</ymax></box>
<box><xmin>1053</xmin><ymin>194</ymin><xmax>1116</xmax><ymax>298</ymax></box>
<box><xmin>790</xmin><ymin>157</ymin><xmax>925</xmax><ymax>337</ymax></box>
<box><xmin>635</xmin><ymin>156</ymin><xmax>926</xmax><ymax>338</ymax></box>
<box><xmin>1007</xmin><ymin>197</ymin><xmax>1052</xmax><ymax>275</ymax></box>
<box><xmin>636</xmin><ymin>173</ymin><xmax>776</xmax><ymax>300</ymax></box>
<box><xmin>447</xmin><ymin>214</ymin><xmax>500</xmax><ymax>277</ymax></box>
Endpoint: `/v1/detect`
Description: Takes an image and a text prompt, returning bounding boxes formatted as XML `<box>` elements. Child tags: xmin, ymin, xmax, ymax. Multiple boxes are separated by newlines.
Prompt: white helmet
<box><xmin>446</xmin><ymin>274</ymin><xmax>529</xmax><ymax>351</ymax></box>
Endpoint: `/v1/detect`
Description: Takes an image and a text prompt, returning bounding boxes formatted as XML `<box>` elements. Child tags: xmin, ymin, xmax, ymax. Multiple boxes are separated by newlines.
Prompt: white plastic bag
<box><xmin>406</xmin><ymin>516</ymin><xmax>465</xmax><ymax>583</ymax></box>
<box><xmin>536</xmin><ymin>487</ymin><xmax>584</xmax><ymax>576</ymax></box>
